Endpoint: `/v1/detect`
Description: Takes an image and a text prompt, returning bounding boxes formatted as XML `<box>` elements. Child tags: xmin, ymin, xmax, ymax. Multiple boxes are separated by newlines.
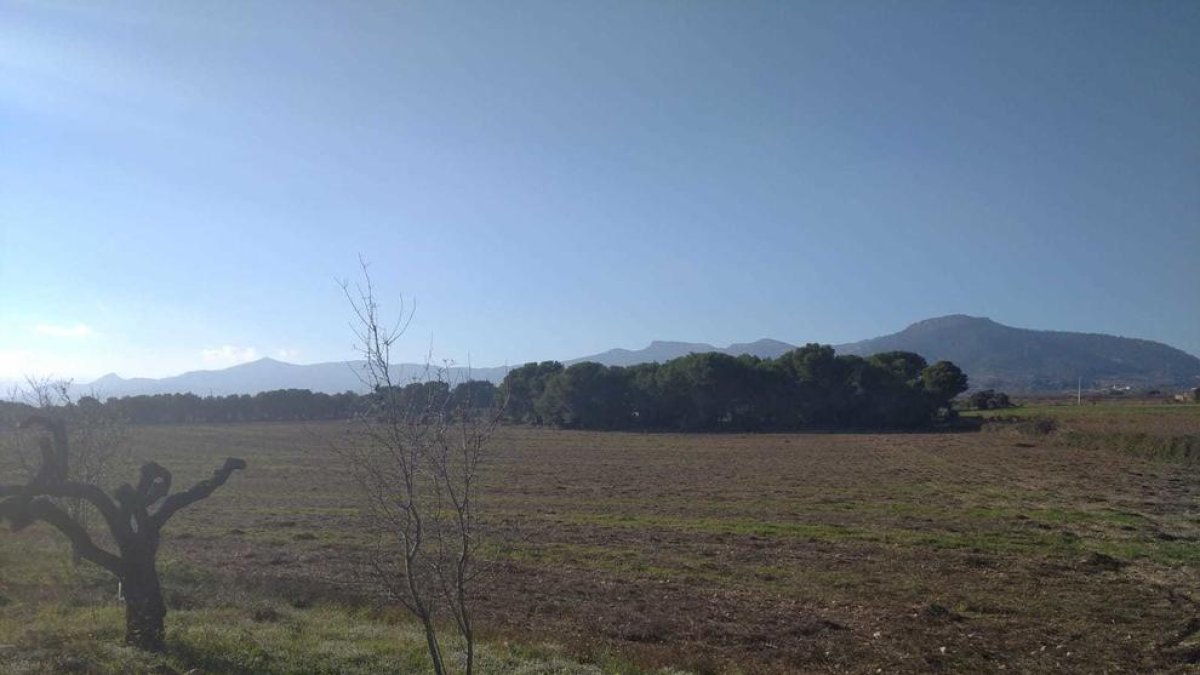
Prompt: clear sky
<box><xmin>2</xmin><ymin>0</ymin><xmax>1197</xmax><ymax>383</ymax></box>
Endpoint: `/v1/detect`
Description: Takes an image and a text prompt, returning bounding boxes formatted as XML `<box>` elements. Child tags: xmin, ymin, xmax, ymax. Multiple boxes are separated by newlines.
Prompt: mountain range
<box><xmin>82</xmin><ymin>360</ymin><xmax>511</xmax><ymax>399</ymax></box>
<box><xmin>69</xmin><ymin>315</ymin><xmax>1199</xmax><ymax>398</ymax></box>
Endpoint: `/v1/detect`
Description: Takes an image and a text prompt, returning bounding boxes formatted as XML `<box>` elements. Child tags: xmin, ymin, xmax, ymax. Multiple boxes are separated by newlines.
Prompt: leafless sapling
<box><xmin>339</xmin><ymin>263</ymin><xmax>501</xmax><ymax>675</ymax></box>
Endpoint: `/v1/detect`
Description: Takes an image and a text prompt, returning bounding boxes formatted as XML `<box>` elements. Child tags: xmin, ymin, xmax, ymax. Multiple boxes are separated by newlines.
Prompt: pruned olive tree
<box><xmin>339</xmin><ymin>262</ymin><xmax>501</xmax><ymax>675</ymax></box>
<box><xmin>0</xmin><ymin>416</ymin><xmax>246</xmax><ymax>652</ymax></box>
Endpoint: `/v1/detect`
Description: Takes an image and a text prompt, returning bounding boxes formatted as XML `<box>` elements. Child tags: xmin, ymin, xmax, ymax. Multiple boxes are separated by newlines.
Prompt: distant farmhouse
<box><xmin>1173</xmin><ymin>387</ymin><xmax>1200</xmax><ymax>403</ymax></box>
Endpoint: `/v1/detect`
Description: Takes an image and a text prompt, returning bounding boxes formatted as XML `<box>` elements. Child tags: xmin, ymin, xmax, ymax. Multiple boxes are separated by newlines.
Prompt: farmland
<box><xmin>2</xmin><ymin>404</ymin><xmax>1199</xmax><ymax>673</ymax></box>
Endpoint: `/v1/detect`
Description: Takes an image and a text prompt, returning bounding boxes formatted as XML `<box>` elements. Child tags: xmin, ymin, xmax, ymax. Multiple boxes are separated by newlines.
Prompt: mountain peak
<box><xmin>907</xmin><ymin>314</ymin><xmax>994</xmax><ymax>329</ymax></box>
<box><xmin>647</xmin><ymin>340</ymin><xmax>711</xmax><ymax>350</ymax></box>
<box><xmin>731</xmin><ymin>338</ymin><xmax>793</xmax><ymax>348</ymax></box>
<box><xmin>235</xmin><ymin>357</ymin><xmax>287</xmax><ymax>369</ymax></box>
<box><xmin>92</xmin><ymin>373</ymin><xmax>125</xmax><ymax>384</ymax></box>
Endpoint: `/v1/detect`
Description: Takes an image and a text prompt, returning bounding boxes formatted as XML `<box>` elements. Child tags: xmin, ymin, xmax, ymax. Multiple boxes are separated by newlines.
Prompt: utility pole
<box><xmin>1077</xmin><ymin>377</ymin><xmax>1082</xmax><ymax>406</ymax></box>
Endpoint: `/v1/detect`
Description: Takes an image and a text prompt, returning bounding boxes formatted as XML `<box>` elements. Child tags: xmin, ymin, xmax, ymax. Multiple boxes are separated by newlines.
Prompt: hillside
<box><xmin>837</xmin><ymin>315</ymin><xmax>1200</xmax><ymax>391</ymax></box>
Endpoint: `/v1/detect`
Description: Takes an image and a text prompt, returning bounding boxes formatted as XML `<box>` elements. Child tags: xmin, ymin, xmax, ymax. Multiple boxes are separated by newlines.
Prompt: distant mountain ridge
<box><xmin>835</xmin><ymin>315</ymin><xmax>1200</xmax><ymax>391</ymax></box>
<box><xmin>66</xmin><ymin>316</ymin><xmax>1199</xmax><ymax>398</ymax></box>
<box><xmin>82</xmin><ymin>359</ymin><xmax>512</xmax><ymax>399</ymax></box>
<box><xmin>567</xmin><ymin>338</ymin><xmax>796</xmax><ymax>366</ymax></box>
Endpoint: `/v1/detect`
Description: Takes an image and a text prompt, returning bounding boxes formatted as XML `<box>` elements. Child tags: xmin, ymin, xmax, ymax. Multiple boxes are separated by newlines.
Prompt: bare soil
<box><xmin>5</xmin><ymin>409</ymin><xmax>1199</xmax><ymax>673</ymax></box>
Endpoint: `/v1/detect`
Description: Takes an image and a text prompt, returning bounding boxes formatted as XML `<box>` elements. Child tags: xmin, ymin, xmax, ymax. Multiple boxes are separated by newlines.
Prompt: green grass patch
<box><xmin>530</xmin><ymin>510</ymin><xmax>1198</xmax><ymax>566</ymax></box>
<box><xmin>0</xmin><ymin>532</ymin><xmax>668</xmax><ymax>674</ymax></box>
<box><xmin>1056</xmin><ymin>431</ymin><xmax>1200</xmax><ymax>463</ymax></box>
<box><xmin>967</xmin><ymin>403</ymin><xmax>1200</xmax><ymax>419</ymax></box>
<box><xmin>0</xmin><ymin>603</ymin><xmax>672</xmax><ymax>674</ymax></box>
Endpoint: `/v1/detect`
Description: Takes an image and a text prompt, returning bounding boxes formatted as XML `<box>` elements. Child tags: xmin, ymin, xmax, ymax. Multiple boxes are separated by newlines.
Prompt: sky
<box><xmin>2</xmin><ymin>0</ymin><xmax>1197</xmax><ymax>383</ymax></box>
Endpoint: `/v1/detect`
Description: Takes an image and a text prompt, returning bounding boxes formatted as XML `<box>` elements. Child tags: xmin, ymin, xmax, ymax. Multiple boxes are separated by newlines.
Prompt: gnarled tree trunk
<box><xmin>122</xmin><ymin>551</ymin><xmax>167</xmax><ymax>651</ymax></box>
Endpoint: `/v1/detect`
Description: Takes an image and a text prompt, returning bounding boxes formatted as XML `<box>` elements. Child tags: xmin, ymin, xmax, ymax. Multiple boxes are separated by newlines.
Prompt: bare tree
<box><xmin>0</xmin><ymin>417</ymin><xmax>245</xmax><ymax>652</ymax></box>
<box><xmin>339</xmin><ymin>263</ymin><xmax>501</xmax><ymax>675</ymax></box>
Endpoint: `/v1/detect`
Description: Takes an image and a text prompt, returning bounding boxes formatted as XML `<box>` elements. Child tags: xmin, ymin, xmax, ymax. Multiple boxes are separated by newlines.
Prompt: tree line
<box><xmin>0</xmin><ymin>382</ymin><xmax>498</xmax><ymax>426</ymax></box>
<box><xmin>499</xmin><ymin>345</ymin><xmax>968</xmax><ymax>431</ymax></box>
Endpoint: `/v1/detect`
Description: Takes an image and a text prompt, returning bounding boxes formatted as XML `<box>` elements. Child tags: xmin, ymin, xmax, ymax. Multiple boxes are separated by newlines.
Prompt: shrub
<box><xmin>1015</xmin><ymin>416</ymin><xmax>1057</xmax><ymax>436</ymax></box>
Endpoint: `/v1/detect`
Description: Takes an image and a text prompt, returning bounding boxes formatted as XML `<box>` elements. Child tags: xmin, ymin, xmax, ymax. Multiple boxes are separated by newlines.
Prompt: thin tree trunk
<box><xmin>464</xmin><ymin>626</ymin><xmax>474</xmax><ymax>675</ymax></box>
<box><xmin>420</xmin><ymin>614</ymin><xmax>446</xmax><ymax>675</ymax></box>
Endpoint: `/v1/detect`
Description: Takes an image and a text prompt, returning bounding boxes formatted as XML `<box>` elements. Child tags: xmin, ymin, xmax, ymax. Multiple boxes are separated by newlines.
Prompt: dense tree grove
<box><xmin>500</xmin><ymin>346</ymin><xmax>968</xmax><ymax>431</ymax></box>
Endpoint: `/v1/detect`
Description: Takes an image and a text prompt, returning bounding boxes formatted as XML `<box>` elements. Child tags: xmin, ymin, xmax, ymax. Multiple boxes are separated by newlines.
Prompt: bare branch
<box><xmin>1</xmin><ymin>475</ymin><xmax>129</xmax><ymax>542</ymax></box>
<box><xmin>25</xmin><ymin>497</ymin><xmax>123</xmax><ymax>574</ymax></box>
<box><xmin>151</xmin><ymin>457</ymin><xmax>246</xmax><ymax>528</ymax></box>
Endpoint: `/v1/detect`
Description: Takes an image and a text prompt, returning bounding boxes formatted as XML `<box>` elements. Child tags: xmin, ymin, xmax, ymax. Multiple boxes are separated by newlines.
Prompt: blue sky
<box><xmin>2</xmin><ymin>0</ymin><xmax>1197</xmax><ymax>382</ymax></box>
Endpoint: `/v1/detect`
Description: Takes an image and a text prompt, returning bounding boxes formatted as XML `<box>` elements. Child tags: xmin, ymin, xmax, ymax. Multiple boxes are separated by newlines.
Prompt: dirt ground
<box><xmin>95</xmin><ymin>408</ymin><xmax>1196</xmax><ymax>674</ymax></box>
<box><xmin>4</xmin><ymin>408</ymin><xmax>1199</xmax><ymax>673</ymax></box>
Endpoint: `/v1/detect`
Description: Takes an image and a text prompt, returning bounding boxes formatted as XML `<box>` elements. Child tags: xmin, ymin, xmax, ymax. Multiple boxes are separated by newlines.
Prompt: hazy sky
<box><xmin>2</xmin><ymin>1</ymin><xmax>1197</xmax><ymax>382</ymax></box>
